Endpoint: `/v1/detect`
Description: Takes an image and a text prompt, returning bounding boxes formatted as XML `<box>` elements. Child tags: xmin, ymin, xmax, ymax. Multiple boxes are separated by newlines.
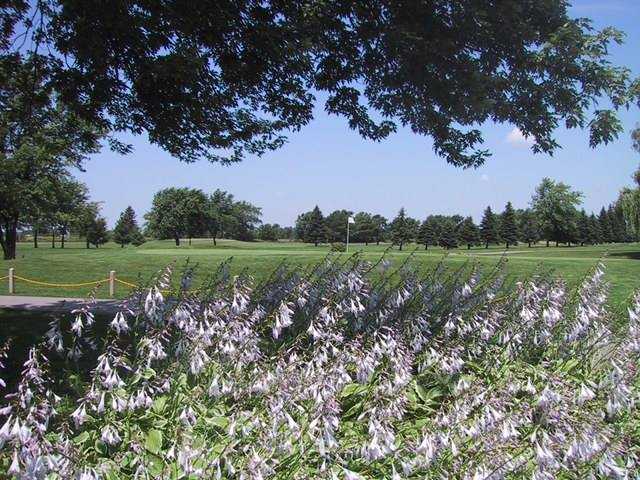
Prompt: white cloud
<box><xmin>480</xmin><ymin>174</ymin><xmax>490</xmax><ymax>182</ymax></box>
<box><xmin>505</xmin><ymin>127</ymin><xmax>534</xmax><ymax>148</ymax></box>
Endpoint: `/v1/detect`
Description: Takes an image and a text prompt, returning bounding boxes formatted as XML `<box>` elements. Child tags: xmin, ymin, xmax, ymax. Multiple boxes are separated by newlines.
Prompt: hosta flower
<box><xmin>537</xmin><ymin>386</ymin><xmax>561</xmax><ymax>410</ymax></box>
<box><xmin>577</xmin><ymin>384</ymin><xmax>596</xmax><ymax>405</ymax></box>
<box><xmin>71</xmin><ymin>403</ymin><xmax>88</xmax><ymax>428</ymax></box>
<box><xmin>272</xmin><ymin>302</ymin><xmax>294</xmax><ymax>339</ymax></box>
<box><xmin>343</xmin><ymin>468</ymin><xmax>364</xmax><ymax>480</ymax></box>
<box><xmin>110</xmin><ymin>311</ymin><xmax>129</xmax><ymax>334</ymax></box>
<box><xmin>8</xmin><ymin>450</ymin><xmax>20</xmax><ymax>475</ymax></box>
<box><xmin>101</xmin><ymin>425</ymin><xmax>121</xmax><ymax>445</ymax></box>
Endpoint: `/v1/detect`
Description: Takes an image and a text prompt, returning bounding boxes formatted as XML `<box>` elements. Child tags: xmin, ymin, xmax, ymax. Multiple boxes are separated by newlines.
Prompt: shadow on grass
<box><xmin>0</xmin><ymin>308</ymin><xmax>110</xmax><ymax>396</ymax></box>
<box><xmin>608</xmin><ymin>250</ymin><xmax>640</xmax><ymax>260</ymax></box>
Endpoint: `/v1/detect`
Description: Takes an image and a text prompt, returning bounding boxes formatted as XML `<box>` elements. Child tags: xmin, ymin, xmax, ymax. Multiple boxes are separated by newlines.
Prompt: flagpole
<box><xmin>346</xmin><ymin>218</ymin><xmax>350</xmax><ymax>253</ymax></box>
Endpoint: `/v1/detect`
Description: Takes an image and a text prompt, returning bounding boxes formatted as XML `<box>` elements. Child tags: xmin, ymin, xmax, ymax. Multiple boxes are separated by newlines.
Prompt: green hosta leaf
<box><xmin>145</xmin><ymin>429</ymin><xmax>163</xmax><ymax>454</ymax></box>
<box><xmin>152</xmin><ymin>396</ymin><xmax>167</xmax><ymax>414</ymax></box>
<box><xmin>205</xmin><ymin>416</ymin><xmax>228</xmax><ymax>429</ymax></box>
<box><xmin>340</xmin><ymin>383</ymin><xmax>367</xmax><ymax>398</ymax></box>
<box><xmin>73</xmin><ymin>431</ymin><xmax>90</xmax><ymax>445</ymax></box>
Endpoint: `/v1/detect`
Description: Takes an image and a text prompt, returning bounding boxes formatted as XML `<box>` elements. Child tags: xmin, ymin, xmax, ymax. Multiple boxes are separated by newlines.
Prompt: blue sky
<box><xmin>76</xmin><ymin>0</ymin><xmax>640</xmax><ymax>227</ymax></box>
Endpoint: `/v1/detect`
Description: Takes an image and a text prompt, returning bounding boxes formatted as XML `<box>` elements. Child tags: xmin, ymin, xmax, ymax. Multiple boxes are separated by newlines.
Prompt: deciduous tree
<box><xmin>531</xmin><ymin>178</ymin><xmax>582</xmax><ymax>246</ymax></box>
<box><xmin>5</xmin><ymin>1</ymin><xmax>635</xmax><ymax>167</ymax></box>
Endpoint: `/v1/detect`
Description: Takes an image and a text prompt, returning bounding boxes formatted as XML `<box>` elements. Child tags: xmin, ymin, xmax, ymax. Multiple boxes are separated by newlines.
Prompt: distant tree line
<box><xmin>294</xmin><ymin>177</ymin><xmax>640</xmax><ymax>249</ymax></box>
<box><xmin>9</xmin><ymin>170</ymin><xmax>640</xmax><ymax>254</ymax></box>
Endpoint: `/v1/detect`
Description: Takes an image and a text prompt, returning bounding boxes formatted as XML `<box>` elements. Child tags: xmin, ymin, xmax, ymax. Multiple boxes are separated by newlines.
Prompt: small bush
<box><xmin>330</xmin><ymin>242</ymin><xmax>346</xmax><ymax>252</ymax></box>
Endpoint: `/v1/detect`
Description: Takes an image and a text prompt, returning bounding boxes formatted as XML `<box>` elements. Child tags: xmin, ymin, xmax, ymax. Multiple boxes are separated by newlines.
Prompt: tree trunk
<box><xmin>121</xmin><ymin>243</ymin><xmax>124</xmax><ymax>248</ymax></box>
<box><xmin>61</xmin><ymin>230</ymin><xmax>65</xmax><ymax>249</ymax></box>
<box><xmin>467</xmin><ymin>244</ymin><xmax>471</xmax><ymax>250</ymax></box>
<box><xmin>1</xmin><ymin>220</ymin><xmax>18</xmax><ymax>260</ymax></box>
<box><xmin>34</xmin><ymin>228</ymin><xmax>38</xmax><ymax>248</ymax></box>
<box><xmin>485</xmin><ymin>242</ymin><xmax>489</xmax><ymax>249</ymax></box>
<box><xmin>314</xmin><ymin>241</ymin><xmax>318</xmax><ymax>246</ymax></box>
<box><xmin>506</xmin><ymin>242</ymin><xmax>510</xmax><ymax>249</ymax></box>
<box><xmin>398</xmin><ymin>242</ymin><xmax>403</xmax><ymax>251</ymax></box>
<box><xmin>213</xmin><ymin>236</ymin><xmax>217</xmax><ymax>246</ymax></box>
<box><xmin>189</xmin><ymin>237</ymin><xmax>192</xmax><ymax>246</ymax></box>
<box><xmin>51</xmin><ymin>230</ymin><xmax>55</xmax><ymax>248</ymax></box>
<box><xmin>555</xmin><ymin>241</ymin><xmax>559</xmax><ymax>247</ymax></box>
<box><xmin>528</xmin><ymin>241</ymin><xmax>531</xmax><ymax>247</ymax></box>
<box><xmin>546</xmin><ymin>240</ymin><xmax>550</xmax><ymax>247</ymax></box>
<box><xmin>86</xmin><ymin>239</ymin><xmax>90</xmax><ymax>249</ymax></box>
<box><xmin>424</xmin><ymin>244</ymin><xmax>428</xmax><ymax>250</ymax></box>
<box><xmin>175</xmin><ymin>237</ymin><xmax>180</xmax><ymax>246</ymax></box>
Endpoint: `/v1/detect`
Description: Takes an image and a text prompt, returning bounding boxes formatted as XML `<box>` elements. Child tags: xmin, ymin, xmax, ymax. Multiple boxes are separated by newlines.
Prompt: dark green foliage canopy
<box><xmin>2</xmin><ymin>1</ymin><xmax>637</xmax><ymax>167</ymax></box>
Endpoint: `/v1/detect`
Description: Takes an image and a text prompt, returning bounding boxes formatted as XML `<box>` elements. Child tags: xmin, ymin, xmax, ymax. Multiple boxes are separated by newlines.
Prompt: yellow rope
<box><xmin>13</xmin><ymin>275</ymin><xmax>109</xmax><ymax>288</ymax></box>
<box><xmin>0</xmin><ymin>276</ymin><xmax>7</xmax><ymax>281</ymax></box>
<box><xmin>114</xmin><ymin>278</ymin><xmax>139</xmax><ymax>288</ymax></box>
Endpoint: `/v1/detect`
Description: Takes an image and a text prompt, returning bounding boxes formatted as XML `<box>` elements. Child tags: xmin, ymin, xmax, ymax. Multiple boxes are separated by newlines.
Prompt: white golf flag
<box><xmin>348</xmin><ymin>216</ymin><xmax>355</xmax><ymax>224</ymax></box>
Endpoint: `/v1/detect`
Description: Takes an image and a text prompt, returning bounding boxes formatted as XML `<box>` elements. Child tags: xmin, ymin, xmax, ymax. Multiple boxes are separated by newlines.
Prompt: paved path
<box><xmin>0</xmin><ymin>295</ymin><xmax>120</xmax><ymax>312</ymax></box>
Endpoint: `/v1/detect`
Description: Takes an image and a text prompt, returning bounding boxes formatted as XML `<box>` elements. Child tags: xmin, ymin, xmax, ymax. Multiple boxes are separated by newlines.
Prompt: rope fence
<box><xmin>3</xmin><ymin>268</ymin><xmax>142</xmax><ymax>297</ymax></box>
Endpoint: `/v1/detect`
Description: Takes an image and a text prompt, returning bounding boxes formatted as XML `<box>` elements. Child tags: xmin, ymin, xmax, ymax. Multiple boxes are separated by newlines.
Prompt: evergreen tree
<box><xmin>390</xmin><ymin>208</ymin><xmax>413</xmax><ymax>251</ymax></box>
<box><xmin>371</xmin><ymin>215</ymin><xmax>388</xmax><ymax>245</ymax></box>
<box><xmin>352</xmin><ymin>212</ymin><xmax>375</xmax><ymax>245</ymax></box>
<box><xmin>519</xmin><ymin>209</ymin><xmax>539</xmax><ymax>247</ymax></box>
<box><xmin>418</xmin><ymin>217</ymin><xmax>438</xmax><ymax>250</ymax></box>
<box><xmin>304</xmin><ymin>206</ymin><xmax>326</xmax><ymax>246</ymax></box>
<box><xmin>576</xmin><ymin>209</ymin><xmax>592</xmax><ymax>246</ymax></box>
<box><xmin>589</xmin><ymin>213</ymin><xmax>602</xmax><ymax>244</ymax></box>
<box><xmin>500</xmin><ymin>202</ymin><xmax>519</xmax><ymax>249</ymax></box>
<box><xmin>113</xmin><ymin>206</ymin><xmax>142</xmax><ymax>247</ymax></box>
<box><xmin>438</xmin><ymin>220</ymin><xmax>458</xmax><ymax>250</ymax></box>
<box><xmin>459</xmin><ymin>217</ymin><xmax>480</xmax><ymax>250</ymax></box>
<box><xmin>598</xmin><ymin>207</ymin><xmax>613</xmax><ymax>243</ymax></box>
<box><xmin>480</xmin><ymin>206</ymin><xmax>500</xmax><ymax>248</ymax></box>
<box><xmin>609</xmin><ymin>204</ymin><xmax>628</xmax><ymax>243</ymax></box>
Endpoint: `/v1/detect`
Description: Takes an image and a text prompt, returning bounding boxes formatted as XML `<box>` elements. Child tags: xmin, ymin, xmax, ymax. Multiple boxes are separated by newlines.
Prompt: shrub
<box><xmin>330</xmin><ymin>242</ymin><xmax>346</xmax><ymax>252</ymax></box>
<box><xmin>0</xmin><ymin>259</ymin><xmax>639</xmax><ymax>478</ymax></box>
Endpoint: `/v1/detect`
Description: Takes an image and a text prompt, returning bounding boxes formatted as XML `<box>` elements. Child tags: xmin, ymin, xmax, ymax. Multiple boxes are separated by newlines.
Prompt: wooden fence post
<box><xmin>8</xmin><ymin>268</ymin><xmax>14</xmax><ymax>294</ymax></box>
<box><xmin>109</xmin><ymin>270</ymin><xmax>116</xmax><ymax>298</ymax></box>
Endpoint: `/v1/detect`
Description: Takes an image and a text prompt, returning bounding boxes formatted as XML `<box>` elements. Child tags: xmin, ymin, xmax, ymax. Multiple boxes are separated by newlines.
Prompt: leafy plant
<box><xmin>0</xmin><ymin>258</ymin><xmax>638</xmax><ymax>479</ymax></box>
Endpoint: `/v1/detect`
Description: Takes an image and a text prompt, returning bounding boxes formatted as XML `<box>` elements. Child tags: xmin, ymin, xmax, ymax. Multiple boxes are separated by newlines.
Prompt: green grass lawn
<box><xmin>1</xmin><ymin>238</ymin><xmax>639</xmax><ymax>307</ymax></box>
